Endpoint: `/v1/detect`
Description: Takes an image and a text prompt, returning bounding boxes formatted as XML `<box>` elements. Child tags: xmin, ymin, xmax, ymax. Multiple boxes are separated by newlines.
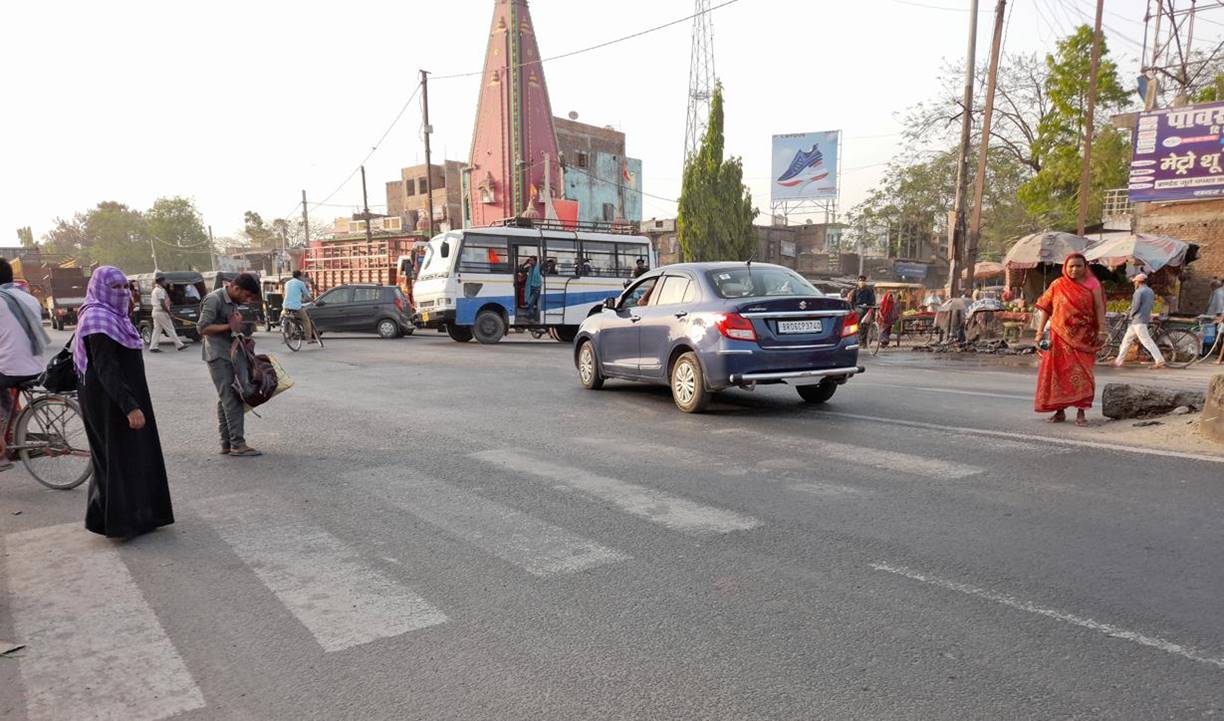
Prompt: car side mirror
<box><xmin>440</xmin><ymin>241</ymin><xmax>451</xmax><ymax>258</ymax></box>
<box><xmin>603</xmin><ymin>297</ymin><xmax>617</xmax><ymax>311</ymax></box>
<box><xmin>315</xmin><ymin>300</ymin><xmax>326</xmax><ymax>307</ymax></box>
<box><xmin>623</xmin><ymin>279</ymin><xmax>632</xmax><ymax>288</ymax></box>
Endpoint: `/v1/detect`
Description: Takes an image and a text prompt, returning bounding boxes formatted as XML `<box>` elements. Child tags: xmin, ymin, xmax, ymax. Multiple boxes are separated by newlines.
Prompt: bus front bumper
<box><xmin>413</xmin><ymin>308</ymin><xmax>455</xmax><ymax>329</ymax></box>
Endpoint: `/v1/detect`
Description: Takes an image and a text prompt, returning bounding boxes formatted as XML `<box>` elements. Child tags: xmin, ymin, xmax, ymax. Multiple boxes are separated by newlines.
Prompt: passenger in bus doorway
<box><xmin>524</xmin><ymin>256</ymin><xmax>543</xmax><ymax>316</ymax></box>
<box><xmin>633</xmin><ymin>258</ymin><xmax>648</xmax><ymax>278</ymax></box>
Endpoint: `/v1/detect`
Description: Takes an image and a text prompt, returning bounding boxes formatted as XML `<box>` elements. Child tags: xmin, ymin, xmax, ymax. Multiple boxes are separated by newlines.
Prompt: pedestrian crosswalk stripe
<box><xmin>196</xmin><ymin>494</ymin><xmax>447</xmax><ymax>653</ymax></box>
<box><xmin>471</xmin><ymin>450</ymin><xmax>761</xmax><ymax>535</ymax></box>
<box><xmin>350</xmin><ymin>467</ymin><xmax>630</xmax><ymax>576</ymax></box>
<box><xmin>709</xmin><ymin>427</ymin><xmax>984</xmax><ymax>479</ymax></box>
<box><xmin>3</xmin><ymin>523</ymin><xmax>206</xmax><ymax>721</ymax></box>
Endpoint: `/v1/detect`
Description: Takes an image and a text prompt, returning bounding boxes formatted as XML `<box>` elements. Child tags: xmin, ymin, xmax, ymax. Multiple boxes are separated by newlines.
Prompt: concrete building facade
<box><xmin>385</xmin><ymin>161</ymin><xmax>465</xmax><ymax>233</ymax></box>
<box><xmin>1134</xmin><ymin>198</ymin><xmax>1224</xmax><ymax>312</ymax></box>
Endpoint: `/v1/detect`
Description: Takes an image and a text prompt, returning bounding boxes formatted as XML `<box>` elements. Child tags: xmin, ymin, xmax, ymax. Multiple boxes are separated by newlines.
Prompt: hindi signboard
<box><xmin>1128</xmin><ymin>100</ymin><xmax>1224</xmax><ymax>202</ymax></box>
<box><xmin>771</xmin><ymin>131</ymin><xmax>839</xmax><ymax>203</ymax></box>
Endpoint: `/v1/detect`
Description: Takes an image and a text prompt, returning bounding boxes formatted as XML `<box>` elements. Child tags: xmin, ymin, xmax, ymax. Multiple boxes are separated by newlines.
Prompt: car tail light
<box><xmin>841</xmin><ymin>311</ymin><xmax>859</xmax><ymax>338</ymax></box>
<box><xmin>716</xmin><ymin>312</ymin><xmax>757</xmax><ymax>342</ymax></box>
<box><xmin>394</xmin><ymin>295</ymin><xmax>404</xmax><ymax>312</ymax></box>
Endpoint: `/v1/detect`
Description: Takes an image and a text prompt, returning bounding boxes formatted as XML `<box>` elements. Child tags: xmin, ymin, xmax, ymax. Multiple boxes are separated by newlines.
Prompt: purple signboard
<box><xmin>1128</xmin><ymin>100</ymin><xmax>1224</xmax><ymax>202</ymax></box>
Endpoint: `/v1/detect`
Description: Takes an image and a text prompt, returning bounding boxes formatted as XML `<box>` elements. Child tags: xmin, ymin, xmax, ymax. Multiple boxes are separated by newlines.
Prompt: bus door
<box><xmin>541</xmin><ymin>235</ymin><xmax>578</xmax><ymax>325</ymax></box>
<box><xmin>509</xmin><ymin>237</ymin><xmax>542</xmax><ymax>319</ymax></box>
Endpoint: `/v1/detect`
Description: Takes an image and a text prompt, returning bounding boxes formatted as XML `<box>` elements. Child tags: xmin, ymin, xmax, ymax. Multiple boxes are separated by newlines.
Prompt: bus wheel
<box><xmin>446</xmin><ymin>324</ymin><xmax>473</xmax><ymax>343</ymax></box>
<box><xmin>554</xmin><ymin>326</ymin><xmax>578</xmax><ymax>343</ymax></box>
<box><xmin>473</xmin><ymin>310</ymin><xmax>506</xmax><ymax>345</ymax></box>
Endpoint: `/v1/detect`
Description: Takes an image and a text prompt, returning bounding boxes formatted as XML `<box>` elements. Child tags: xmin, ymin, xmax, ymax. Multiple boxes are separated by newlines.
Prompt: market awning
<box><xmin>1002</xmin><ymin>231</ymin><xmax>1093</xmax><ymax>270</ymax></box>
<box><xmin>1082</xmin><ymin>233</ymin><xmax>1189</xmax><ymax>273</ymax></box>
<box><xmin>973</xmin><ymin>261</ymin><xmax>1005</xmax><ymax>279</ymax></box>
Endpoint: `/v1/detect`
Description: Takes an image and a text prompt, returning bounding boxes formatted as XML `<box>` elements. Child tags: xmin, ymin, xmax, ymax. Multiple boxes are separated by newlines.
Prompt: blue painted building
<box><xmin>554</xmin><ymin>116</ymin><xmax>643</xmax><ymax>225</ymax></box>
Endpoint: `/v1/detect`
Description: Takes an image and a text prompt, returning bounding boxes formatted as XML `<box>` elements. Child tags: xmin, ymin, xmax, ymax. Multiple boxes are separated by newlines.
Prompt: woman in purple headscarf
<box><xmin>75</xmin><ymin>266</ymin><xmax>173</xmax><ymax>538</ymax></box>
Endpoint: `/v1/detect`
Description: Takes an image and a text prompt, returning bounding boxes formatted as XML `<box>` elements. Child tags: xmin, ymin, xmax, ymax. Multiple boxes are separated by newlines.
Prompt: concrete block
<box><xmin>1202</xmin><ymin>375</ymin><xmax>1224</xmax><ymax>444</ymax></box>
<box><xmin>1101</xmin><ymin>383</ymin><xmax>1205</xmax><ymax>420</ymax></box>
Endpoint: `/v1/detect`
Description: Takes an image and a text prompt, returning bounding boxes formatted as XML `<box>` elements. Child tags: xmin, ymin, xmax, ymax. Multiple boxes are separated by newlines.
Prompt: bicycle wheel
<box><xmin>17</xmin><ymin>395</ymin><xmax>92</xmax><ymax>490</ymax></box>
<box><xmin>282</xmin><ymin>320</ymin><xmax>303</xmax><ymax>352</ymax></box>
<box><xmin>865</xmin><ymin>323</ymin><xmax>881</xmax><ymax>356</ymax></box>
<box><xmin>1159</xmin><ymin>328</ymin><xmax>1200</xmax><ymax>368</ymax></box>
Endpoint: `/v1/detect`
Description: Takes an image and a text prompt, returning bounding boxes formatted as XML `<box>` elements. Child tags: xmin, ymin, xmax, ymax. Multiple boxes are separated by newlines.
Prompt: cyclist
<box><xmin>0</xmin><ymin>258</ymin><xmax>50</xmax><ymax>468</ymax></box>
<box><xmin>282</xmin><ymin>270</ymin><xmax>319</xmax><ymax>345</ymax></box>
<box><xmin>847</xmin><ymin>275</ymin><xmax>877</xmax><ymax>340</ymax></box>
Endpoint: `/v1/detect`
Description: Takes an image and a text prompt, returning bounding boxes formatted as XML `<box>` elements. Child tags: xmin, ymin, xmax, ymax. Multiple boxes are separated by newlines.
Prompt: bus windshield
<box><xmin>418</xmin><ymin>234</ymin><xmax>458</xmax><ymax>277</ymax></box>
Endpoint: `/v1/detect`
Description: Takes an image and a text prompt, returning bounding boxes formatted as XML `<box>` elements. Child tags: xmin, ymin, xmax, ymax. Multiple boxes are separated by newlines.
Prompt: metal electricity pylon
<box><xmin>683</xmin><ymin>0</ymin><xmax>716</xmax><ymax>161</ymax></box>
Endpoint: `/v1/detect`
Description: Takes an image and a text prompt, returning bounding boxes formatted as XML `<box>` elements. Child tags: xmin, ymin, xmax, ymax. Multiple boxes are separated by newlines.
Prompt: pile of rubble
<box><xmin>909</xmin><ymin>340</ymin><xmax>1037</xmax><ymax>356</ymax></box>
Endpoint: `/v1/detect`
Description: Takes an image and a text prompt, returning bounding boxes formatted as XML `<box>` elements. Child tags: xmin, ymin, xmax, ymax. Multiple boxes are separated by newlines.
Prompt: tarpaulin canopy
<box><xmin>1003</xmin><ymin>231</ymin><xmax>1094</xmax><ymax>270</ymax></box>
<box><xmin>1082</xmin><ymin>233</ymin><xmax>1189</xmax><ymax>273</ymax></box>
<box><xmin>973</xmin><ymin>261</ymin><xmax>1005</xmax><ymax>279</ymax></box>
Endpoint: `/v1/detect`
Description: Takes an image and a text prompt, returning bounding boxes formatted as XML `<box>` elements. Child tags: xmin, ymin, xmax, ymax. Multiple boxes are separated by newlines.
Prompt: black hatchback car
<box><xmin>303</xmin><ymin>284</ymin><xmax>414</xmax><ymax>338</ymax></box>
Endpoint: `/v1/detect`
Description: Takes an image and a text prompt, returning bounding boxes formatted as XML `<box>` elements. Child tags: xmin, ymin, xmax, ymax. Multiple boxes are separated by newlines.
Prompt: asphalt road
<box><xmin>2</xmin><ymin>328</ymin><xmax>1223</xmax><ymax>721</ymax></box>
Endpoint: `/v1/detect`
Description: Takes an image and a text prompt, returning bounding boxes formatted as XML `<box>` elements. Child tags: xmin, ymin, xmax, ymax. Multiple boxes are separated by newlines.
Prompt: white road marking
<box><xmin>868</xmin><ymin>382</ymin><xmax>1033</xmax><ymax>401</ymax></box>
<box><xmin>197</xmin><ymin>494</ymin><xmax>447</xmax><ymax>653</ymax></box>
<box><xmin>710</xmin><ymin>427</ymin><xmax>983</xmax><ymax>479</ymax></box>
<box><xmin>3</xmin><ymin>524</ymin><xmax>206</xmax><ymax>721</ymax></box>
<box><xmin>870</xmin><ymin>562</ymin><xmax>1224</xmax><ymax>670</ymax></box>
<box><xmin>789</xmin><ymin>482</ymin><xmax>870</xmax><ymax>497</ymax></box>
<box><xmin>352</xmin><ymin>467</ymin><xmax>629</xmax><ymax>576</ymax></box>
<box><xmin>471</xmin><ymin>450</ymin><xmax>761</xmax><ymax>535</ymax></box>
<box><xmin>820</xmin><ymin>411</ymin><xmax>1224</xmax><ymax>464</ymax></box>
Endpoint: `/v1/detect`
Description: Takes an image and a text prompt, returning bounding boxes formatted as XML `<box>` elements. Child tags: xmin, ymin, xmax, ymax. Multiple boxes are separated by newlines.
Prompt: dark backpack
<box><xmin>229</xmin><ymin>335</ymin><xmax>280</xmax><ymax>410</ymax></box>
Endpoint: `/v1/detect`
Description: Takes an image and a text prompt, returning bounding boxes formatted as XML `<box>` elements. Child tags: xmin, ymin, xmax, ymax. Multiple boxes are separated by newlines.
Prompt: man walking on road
<box><xmin>282</xmin><ymin>270</ymin><xmax>319</xmax><ymax>345</ymax></box>
<box><xmin>197</xmin><ymin>273</ymin><xmax>262</xmax><ymax>456</ymax></box>
<box><xmin>148</xmin><ymin>276</ymin><xmax>186</xmax><ymax>353</ymax></box>
<box><xmin>1113</xmin><ymin>273</ymin><xmax>1165</xmax><ymax>369</ymax></box>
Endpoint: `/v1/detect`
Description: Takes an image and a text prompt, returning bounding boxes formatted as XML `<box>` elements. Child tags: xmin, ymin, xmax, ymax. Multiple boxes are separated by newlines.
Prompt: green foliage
<box><xmin>16</xmin><ymin>227</ymin><xmax>34</xmax><ymax>249</ymax></box>
<box><xmin>677</xmin><ymin>84</ymin><xmax>757</xmax><ymax>262</ymax></box>
<box><xmin>1193</xmin><ymin>74</ymin><xmax>1224</xmax><ymax>103</ymax></box>
<box><xmin>1018</xmin><ymin>25</ymin><xmax>1131</xmax><ymax>229</ymax></box>
<box><xmin>80</xmin><ymin>202</ymin><xmax>154</xmax><ymax>272</ymax></box>
<box><xmin>1033</xmin><ymin>25</ymin><xmax>1129</xmax><ymax>166</ymax></box>
<box><xmin>146</xmin><ymin>197</ymin><xmax>213</xmax><ymax>270</ymax></box>
<box><xmin>243</xmin><ymin>211</ymin><xmax>279</xmax><ymax>249</ymax></box>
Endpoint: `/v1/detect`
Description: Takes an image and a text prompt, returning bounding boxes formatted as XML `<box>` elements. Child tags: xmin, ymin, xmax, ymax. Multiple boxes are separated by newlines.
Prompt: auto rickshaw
<box><xmin>261</xmin><ymin>274</ymin><xmax>293</xmax><ymax>331</ymax></box>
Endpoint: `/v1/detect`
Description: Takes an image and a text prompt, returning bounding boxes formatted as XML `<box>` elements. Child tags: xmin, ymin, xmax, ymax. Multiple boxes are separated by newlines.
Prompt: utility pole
<box><xmin>948</xmin><ymin>0</ymin><xmax>979</xmax><ymax>299</ymax></box>
<box><xmin>360</xmin><ymin>165</ymin><xmax>374</xmax><ymax>244</ymax></box>
<box><xmin>207</xmin><ymin>225</ymin><xmax>217</xmax><ymax>272</ymax></box>
<box><xmin>1076</xmin><ymin>0</ymin><xmax>1106</xmax><ymax>236</ymax></box>
<box><xmin>300</xmin><ymin>189</ymin><xmax>310</xmax><ymax>274</ymax></box>
<box><xmin>966</xmin><ymin>0</ymin><xmax>1006</xmax><ymax>284</ymax></box>
<box><xmin>420</xmin><ymin>70</ymin><xmax>436</xmax><ymax>236</ymax></box>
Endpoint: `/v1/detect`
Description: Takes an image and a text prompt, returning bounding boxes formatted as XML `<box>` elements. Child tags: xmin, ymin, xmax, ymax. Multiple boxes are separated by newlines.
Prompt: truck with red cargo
<box><xmin>299</xmin><ymin>234</ymin><xmax>429</xmax><ymax>304</ymax></box>
<box><xmin>46</xmin><ymin>267</ymin><xmax>89</xmax><ymax>330</ymax></box>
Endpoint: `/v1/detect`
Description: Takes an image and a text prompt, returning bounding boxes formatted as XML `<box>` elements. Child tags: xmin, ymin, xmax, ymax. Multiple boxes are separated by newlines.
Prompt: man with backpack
<box><xmin>0</xmin><ymin>258</ymin><xmax>48</xmax><ymax>469</ymax></box>
<box><xmin>197</xmin><ymin>273</ymin><xmax>262</xmax><ymax>457</ymax></box>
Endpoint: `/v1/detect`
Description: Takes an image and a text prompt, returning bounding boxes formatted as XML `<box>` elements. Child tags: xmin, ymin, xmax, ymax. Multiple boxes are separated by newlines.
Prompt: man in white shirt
<box><xmin>0</xmin><ymin>259</ymin><xmax>50</xmax><ymax>466</ymax></box>
<box><xmin>149</xmin><ymin>276</ymin><xmax>186</xmax><ymax>352</ymax></box>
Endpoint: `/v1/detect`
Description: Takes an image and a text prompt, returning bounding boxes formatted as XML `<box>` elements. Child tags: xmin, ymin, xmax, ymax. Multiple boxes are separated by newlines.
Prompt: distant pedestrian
<box><xmin>148</xmin><ymin>275</ymin><xmax>186</xmax><ymax>353</ymax></box>
<box><xmin>1113</xmin><ymin>273</ymin><xmax>1165</xmax><ymax>369</ymax></box>
<box><xmin>1032</xmin><ymin>254</ymin><xmax>1106</xmax><ymax>426</ymax></box>
<box><xmin>128</xmin><ymin>281</ymin><xmax>141</xmax><ymax>326</ymax></box>
<box><xmin>74</xmin><ymin>266</ymin><xmax>174</xmax><ymax>539</ymax></box>
<box><xmin>197</xmin><ymin>272</ymin><xmax>262</xmax><ymax>457</ymax></box>
<box><xmin>878</xmin><ymin>291</ymin><xmax>899</xmax><ymax>346</ymax></box>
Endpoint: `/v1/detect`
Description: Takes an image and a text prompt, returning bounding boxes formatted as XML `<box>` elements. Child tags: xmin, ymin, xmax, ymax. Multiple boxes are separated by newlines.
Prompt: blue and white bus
<box><xmin>411</xmin><ymin>221</ymin><xmax>656</xmax><ymax>344</ymax></box>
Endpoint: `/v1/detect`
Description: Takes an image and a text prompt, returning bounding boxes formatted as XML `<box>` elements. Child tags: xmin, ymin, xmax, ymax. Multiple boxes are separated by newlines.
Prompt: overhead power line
<box><xmin>431</xmin><ymin>0</ymin><xmax>744</xmax><ymax>80</ymax></box>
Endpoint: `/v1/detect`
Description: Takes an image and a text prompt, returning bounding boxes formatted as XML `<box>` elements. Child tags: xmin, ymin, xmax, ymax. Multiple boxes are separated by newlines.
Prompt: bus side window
<box><xmin>544</xmin><ymin>238</ymin><xmax>577</xmax><ymax>275</ymax></box>
<box><xmin>458</xmin><ymin>236</ymin><xmax>511</xmax><ymax>273</ymax></box>
<box><xmin>581</xmin><ymin>241</ymin><xmax>616</xmax><ymax>277</ymax></box>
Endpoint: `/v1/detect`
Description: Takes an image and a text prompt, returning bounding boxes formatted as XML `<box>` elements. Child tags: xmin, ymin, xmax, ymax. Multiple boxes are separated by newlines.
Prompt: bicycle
<box><xmin>281</xmin><ymin>310</ymin><xmax>322</xmax><ymax>352</ymax></box>
<box><xmin>3</xmin><ymin>382</ymin><xmax>92</xmax><ymax>490</ymax></box>
<box><xmin>1096</xmin><ymin>314</ymin><xmax>1200</xmax><ymax>369</ymax></box>
<box><xmin>856</xmin><ymin>306</ymin><xmax>884</xmax><ymax>356</ymax></box>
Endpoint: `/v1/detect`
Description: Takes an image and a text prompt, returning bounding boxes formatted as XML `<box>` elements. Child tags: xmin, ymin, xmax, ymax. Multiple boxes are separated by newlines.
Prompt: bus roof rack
<box><xmin>492</xmin><ymin>218</ymin><xmax>642</xmax><ymax>235</ymax></box>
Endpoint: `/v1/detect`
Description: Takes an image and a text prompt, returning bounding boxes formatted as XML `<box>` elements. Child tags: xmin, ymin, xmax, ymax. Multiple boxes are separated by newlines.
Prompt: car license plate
<box><xmin>777</xmin><ymin>319</ymin><xmax>822</xmax><ymax>334</ymax></box>
<box><xmin>421</xmin><ymin>312</ymin><xmax>430</xmax><ymax>322</ymax></box>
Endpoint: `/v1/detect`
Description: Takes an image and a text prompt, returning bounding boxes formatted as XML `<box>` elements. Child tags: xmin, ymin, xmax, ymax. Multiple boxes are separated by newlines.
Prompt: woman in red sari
<box><xmin>1033</xmin><ymin>253</ymin><xmax>1107</xmax><ymax>426</ymax></box>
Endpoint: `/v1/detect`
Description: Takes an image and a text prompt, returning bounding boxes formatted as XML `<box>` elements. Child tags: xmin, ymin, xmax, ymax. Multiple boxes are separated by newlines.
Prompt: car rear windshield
<box><xmin>705</xmin><ymin>267</ymin><xmax>820</xmax><ymax>299</ymax></box>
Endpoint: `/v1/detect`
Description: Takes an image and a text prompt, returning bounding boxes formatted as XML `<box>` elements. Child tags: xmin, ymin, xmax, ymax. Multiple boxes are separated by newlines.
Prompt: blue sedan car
<box><xmin>574</xmin><ymin>262</ymin><xmax>864</xmax><ymax>412</ymax></box>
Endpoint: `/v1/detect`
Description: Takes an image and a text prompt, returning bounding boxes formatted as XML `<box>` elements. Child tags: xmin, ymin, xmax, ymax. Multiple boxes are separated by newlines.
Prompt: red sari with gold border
<box><xmin>1034</xmin><ymin>274</ymin><xmax>1101</xmax><ymax>412</ymax></box>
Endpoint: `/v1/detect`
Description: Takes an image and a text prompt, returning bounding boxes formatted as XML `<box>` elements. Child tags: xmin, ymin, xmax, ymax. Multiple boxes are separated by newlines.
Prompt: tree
<box><xmin>676</xmin><ymin>84</ymin><xmax>757</xmax><ymax>262</ymax></box>
<box><xmin>242</xmin><ymin>211</ymin><xmax>278</xmax><ymax>249</ymax></box>
<box><xmin>146</xmin><ymin>196</ymin><xmax>212</xmax><ymax>270</ymax></box>
<box><xmin>1018</xmin><ymin>25</ymin><xmax>1131</xmax><ymax>230</ymax></box>
<box><xmin>16</xmin><ymin>227</ymin><xmax>34</xmax><ymax>249</ymax></box>
<box><xmin>81</xmin><ymin>202</ymin><xmax>153</xmax><ymax>272</ymax></box>
<box><xmin>43</xmin><ymin>216</ymin><xmax>88</xmax><ymax>257</ymax></box>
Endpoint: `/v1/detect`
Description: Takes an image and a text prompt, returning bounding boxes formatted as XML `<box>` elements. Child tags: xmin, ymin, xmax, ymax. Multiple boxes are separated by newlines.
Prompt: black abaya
<box><xmin>81</xmin><ymin>334</ymin><xmax>174</xmax><ymax>538</ymax></box>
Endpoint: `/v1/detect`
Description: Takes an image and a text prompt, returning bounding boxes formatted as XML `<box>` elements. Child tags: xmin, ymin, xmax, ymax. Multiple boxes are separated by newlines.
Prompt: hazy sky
<box><xmin>2</xmin><ymin>0</ymin><xmax>1217</xmax><ymax>243</ymax></box>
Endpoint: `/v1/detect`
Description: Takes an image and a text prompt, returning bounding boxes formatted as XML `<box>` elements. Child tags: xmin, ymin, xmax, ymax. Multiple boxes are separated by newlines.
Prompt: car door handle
<box><xmin>674</xmin><ymin>311</ymin><xmax>688</xmax><ymax>319</ymax></box>
<box><xmin>630</xmin><ymin>315</ymin><xmax>642</xmax><ymax>323</ymax></box>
